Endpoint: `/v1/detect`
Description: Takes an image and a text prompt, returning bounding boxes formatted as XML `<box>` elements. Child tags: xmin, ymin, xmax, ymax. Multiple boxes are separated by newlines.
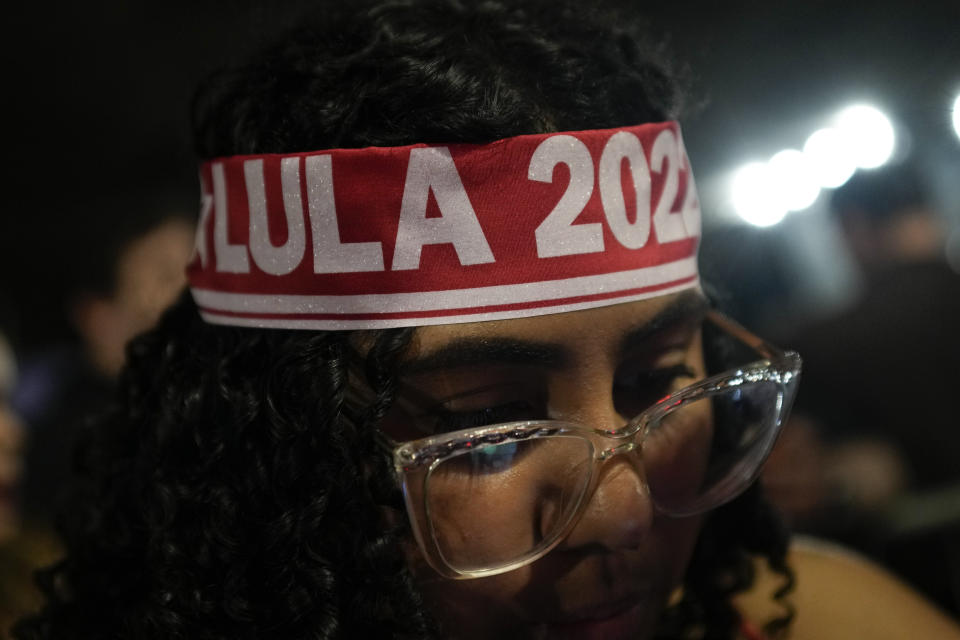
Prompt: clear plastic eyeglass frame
<box><xmin>382</xmin><ymin>310</ymin><xmax>801</xmax><ymax>579</ymax></box>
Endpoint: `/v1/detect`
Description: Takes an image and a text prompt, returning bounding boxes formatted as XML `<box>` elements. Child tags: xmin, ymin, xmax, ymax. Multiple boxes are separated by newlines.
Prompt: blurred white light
<box><xmin>952</xmin><ymin>94</ymin><xmax>960</xmax><ymax>140</ymax></box>
<box><xmin>835</xmin><ymin>104</ymin><xmax>895</xmax><ymax>169</ymax></box>
<box><xmin>731</xmin><ymin>162</ymin><xmax>787</xmax><ymax>227</ymax></box>
<box><xmin>769</xmin><ymin>149</ymin><xmax>821</xmax><ymax>211</ymax></box>
<box><xmin>803</xmin><ymin>128</ymin><xmax>857</xmax><ymax>188</ymax></box>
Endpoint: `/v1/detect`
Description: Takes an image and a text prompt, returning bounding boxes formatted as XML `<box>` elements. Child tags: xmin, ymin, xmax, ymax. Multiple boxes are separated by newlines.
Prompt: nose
<box><xmin>558</xmin><ymin>444</ymin><xmax>655</xmax><ymax>552</ymax></box>
<box><xmin>547</xmin><ymin>370</ymin><xmax>654</xmax><ymax>552</ymax></box>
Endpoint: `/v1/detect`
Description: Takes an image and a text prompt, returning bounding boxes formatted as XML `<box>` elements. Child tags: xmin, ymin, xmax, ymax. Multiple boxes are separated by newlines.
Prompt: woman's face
<box><xmin>382</xmin><ymin>290</ymin><xmax>709</xmax><ymax>640</ymax></box>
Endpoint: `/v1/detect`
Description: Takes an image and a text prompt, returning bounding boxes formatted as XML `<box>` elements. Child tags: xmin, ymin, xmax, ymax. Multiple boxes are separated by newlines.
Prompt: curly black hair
<box><xmin>15</xmin><ymin>1</ymin><xmax>793</xmax><ymax>638</ymax></box>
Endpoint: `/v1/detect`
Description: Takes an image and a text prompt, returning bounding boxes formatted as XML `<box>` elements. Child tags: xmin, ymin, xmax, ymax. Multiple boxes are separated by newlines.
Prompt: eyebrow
<box><xmin>400</xmin><ymin>337</ymin><xmax>568</xmax><ymax>375</ymax></box>
<box><xmin>616</xmin><ymin>289</ymin><xmax>710</xmax><ymax>355</ymax></box>
<box><xmin>399</xmin><ymin>290</ymin><xmax>710</xmax><ymax>376</ymax></box>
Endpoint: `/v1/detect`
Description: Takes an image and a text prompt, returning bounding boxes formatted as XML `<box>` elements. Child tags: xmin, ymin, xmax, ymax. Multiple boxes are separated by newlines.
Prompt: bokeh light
<box><xmin>731</xmin><ymin>162</ymin><xmax>788</xmax><ymax>227</ymax></box>
<box><xmin>952</xmin><ymin>93</ymin><xmax>960</xmax><ymax>141</ymax></box>
<box><xmin>803</xmin><ymin>128</ymin><xmax>857</xmax><ymax>188</ymax></box>
<box><xmin>769</xmin><ymin>149</ymin><xmax>821</xmax><ymax>211</ymax></box>
<box><xmin>835</xmin><ymin>104</ymin><xmax>895</xmax><ymax>169</ymax></box>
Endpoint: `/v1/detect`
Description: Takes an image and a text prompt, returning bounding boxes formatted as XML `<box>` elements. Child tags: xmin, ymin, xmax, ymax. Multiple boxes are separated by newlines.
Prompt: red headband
<box><xmin>187</xmin><ymin>121</ymin><xmax>701</xmax><ymax>330</ymax></box>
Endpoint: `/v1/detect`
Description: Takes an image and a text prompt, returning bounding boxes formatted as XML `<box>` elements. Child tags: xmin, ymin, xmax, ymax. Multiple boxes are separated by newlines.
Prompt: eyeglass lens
<box><xmin>423</xmin><ymin>379</ymin><xmax>783</xmax><ymax>572</ymax></box>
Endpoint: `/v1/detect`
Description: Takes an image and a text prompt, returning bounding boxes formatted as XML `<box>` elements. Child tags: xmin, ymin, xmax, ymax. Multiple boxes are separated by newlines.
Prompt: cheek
<box><xmin>397</xmin><ymin>465</ymin><xmax>544</xmax><ymax>637</ymax></box>
<box><xmin>420</xmin><ymin>566</ymin><xmax>535</xmax><ymax>640</ymax></box>
<box><xmin>427</xmin><ymin>467</ymin><xmax>536</xmax><ymax>571</ymax></box>
<box><xmin>406</xmin><ymin>512</ymin><xmax>706</xmax><ymax>640</ymax></box>
<box><xmin>424</xmin><ymin>440</ymin><xmax>594</xmax><ymax>573</ymax></box>
<box><xmin>412</xmin><ymin>556</ymin><xmax>537</xmax><ymax>639</ymax></box>
<box><xmin>411</xmin><ymin>521</ymin><xmax>707</xmax><ymax>640</ymax></box>
<box><xmin>643</xmin><ymin>401</ymin><xmax>714</xmax><ymax>511</ymax></box>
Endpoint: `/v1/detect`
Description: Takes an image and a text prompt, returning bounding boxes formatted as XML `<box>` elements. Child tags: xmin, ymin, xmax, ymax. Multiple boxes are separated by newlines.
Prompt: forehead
<box><xmin>406</xmin><ymin>289</ymin><xmax>706</xmax><ymax>362</ymax></box>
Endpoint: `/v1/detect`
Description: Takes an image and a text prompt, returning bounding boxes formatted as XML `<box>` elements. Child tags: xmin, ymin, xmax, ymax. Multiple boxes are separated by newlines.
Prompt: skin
<box><xmin>368</xmin><ymin>288</ymin><xmax>960</xmax><ymax>639</ymax></box>
<box><xmin>735</xmin><ymin>538</ymin><xmax>960</xmax><ymax>639</ymax></box>
<box><xmin>73</xmin><ymin>216</ymin><xmax>195</xmax><ymax>377</ymax></box>
<box><xmin>381</xmin><ymin>290</ymin><xmax>711</xmax><ymax>640</ymax></box>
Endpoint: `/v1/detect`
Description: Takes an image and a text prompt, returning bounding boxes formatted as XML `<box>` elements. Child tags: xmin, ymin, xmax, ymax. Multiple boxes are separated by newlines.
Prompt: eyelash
<box><xmin>431</xmin><ymin>400</ymin><xmax>540</xmax><ymax>433</ymax></box>
<box><xmin>613</xmin><ymin>363</ymin><xmax>697</xmax><ymax>415</ymax></box>
<box><xmin>614</xmin><ymin>363</ymin><xmax>696</xmax><ymax>392</ymax></box>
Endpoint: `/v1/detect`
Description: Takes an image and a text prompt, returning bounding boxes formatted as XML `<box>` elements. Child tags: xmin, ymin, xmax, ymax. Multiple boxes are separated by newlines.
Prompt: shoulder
<box><xmin>734</xmin><ymin>536</ymin><xmax>960</xmax><ymax>640</ymax></box>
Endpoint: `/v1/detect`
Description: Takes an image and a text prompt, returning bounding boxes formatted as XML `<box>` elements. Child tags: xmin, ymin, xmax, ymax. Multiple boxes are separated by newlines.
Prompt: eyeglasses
<box><xmin>381</xmin><ymin>311</ymin><xmax>801</xmax><ymax>579</ymax></box>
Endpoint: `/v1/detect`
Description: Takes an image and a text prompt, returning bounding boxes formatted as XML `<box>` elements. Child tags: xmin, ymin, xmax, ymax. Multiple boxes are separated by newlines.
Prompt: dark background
<box><xmin>3</xmin><ymin>0</ymin><xmax>960</xmax><ymax>349</ymax></box>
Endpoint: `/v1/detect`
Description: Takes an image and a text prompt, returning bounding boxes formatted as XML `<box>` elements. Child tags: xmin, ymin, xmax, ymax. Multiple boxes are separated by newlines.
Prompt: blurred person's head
<box><xmin>69</xmin><ymin>193</ymin><xmax>194</xmax><ymax>377</ymax></box>
<box><xmin>830</xmin><ymin>163</ymin><xmax>944</xmax><ymax>271</ymax></box>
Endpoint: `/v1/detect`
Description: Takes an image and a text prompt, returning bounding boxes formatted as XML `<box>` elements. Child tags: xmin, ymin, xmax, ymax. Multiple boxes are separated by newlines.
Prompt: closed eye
<box><xmin>429</xmin><ymin>399</ymin><xmax>541</xmax><ymax>433</ymax></box>
<box><xmin>613</xmin><ymin>363</ymin><xmax>697</xmax><ymax>418</ymax></box>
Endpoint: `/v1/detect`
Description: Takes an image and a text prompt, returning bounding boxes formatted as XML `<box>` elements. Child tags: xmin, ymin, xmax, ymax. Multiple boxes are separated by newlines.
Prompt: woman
<box><xmin>15</xmin><ymin>2</ymin><xmax>960</xmax><ymax>639</ymax></box>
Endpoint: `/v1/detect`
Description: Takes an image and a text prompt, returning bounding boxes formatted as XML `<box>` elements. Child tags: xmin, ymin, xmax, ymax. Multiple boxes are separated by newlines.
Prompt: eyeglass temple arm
<box><xmin>705</xmin><ymin>309</ymin><xmax>791</xmax><ymax>362</ymax></box>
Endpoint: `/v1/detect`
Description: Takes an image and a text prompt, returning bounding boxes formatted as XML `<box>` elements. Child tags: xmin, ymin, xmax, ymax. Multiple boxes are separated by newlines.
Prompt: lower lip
<box><xmin>545</xmin><ymin>600</ymin><xmax>649</xmax><ymax>640</ymax></box>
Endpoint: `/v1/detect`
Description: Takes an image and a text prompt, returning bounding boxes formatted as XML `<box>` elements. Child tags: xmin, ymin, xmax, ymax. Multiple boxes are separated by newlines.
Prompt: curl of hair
<box><xmin>16</xmin><ymin>2</ymin><xmax>791</xmax><ymax>638</ymax></box>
